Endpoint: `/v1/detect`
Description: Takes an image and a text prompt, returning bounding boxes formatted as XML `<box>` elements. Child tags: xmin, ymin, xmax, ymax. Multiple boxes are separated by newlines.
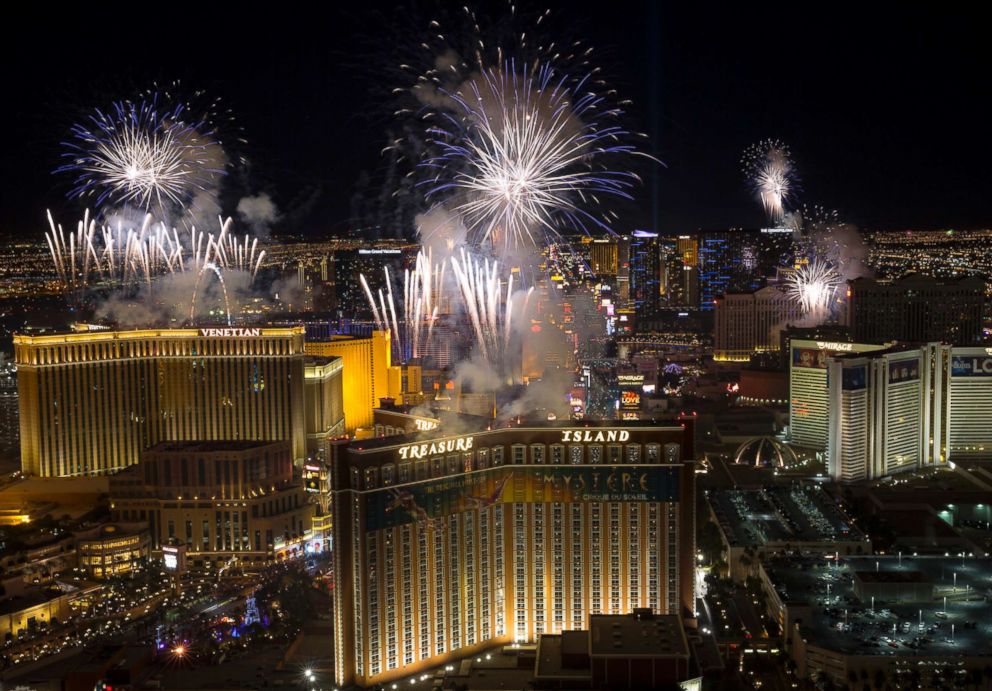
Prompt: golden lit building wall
<box><xmin>328</xmin><ymin>423</ymin><xmax>695</xmax><ymax>688</ymax></box>
<box><xmin>304</xmin><ymin>357</ymin><xmax>346</xmax><ymax>460</ymax></box>
<box><xmin>15</xmin><ymin>328</ymin><xmax>310</xmax><ymax>477</ymax></box>
<box><xmin>305</xmin><ymin>331</ymin><xmax>391</xmax><ymax>433</ymax></box>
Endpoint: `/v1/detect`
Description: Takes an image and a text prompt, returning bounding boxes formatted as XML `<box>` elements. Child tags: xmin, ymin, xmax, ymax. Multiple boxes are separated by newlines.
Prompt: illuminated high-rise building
<box><xmin>659</xmin><ymin>236</ymin><xmax>698</xmax><ymax>309</ymax></box>
<box><xmin>15</xmin><ymin>327</ymin><xmax>344</xmax><ymax>477</ymax></box>
<box><xmin>588</xmin><ymin>239</ymin><xmax>619</xmax><ymax>276</ymax></box>
<box><xmin>788</xmin><ymin>338</ymin><xmax>894</xmax><ymax>451</ymax></box>
<box><xmin>328</xmin><ymin>421</ymin><xmax>696</xmax><ymax>688</ymax></box>
<box><xmin>713</xmin><ymin>286</ymin><xmax>803</xmax><ymax>362</ymax></box>
<box><xmin>304</xmin><ymin>331</ymin><xmax>393</xmax><ymax>433</ymax></box>
<box><xmin>629</xmin><ymin>231</ymin><xmax>661</xmax><ymax>317</ymax></box>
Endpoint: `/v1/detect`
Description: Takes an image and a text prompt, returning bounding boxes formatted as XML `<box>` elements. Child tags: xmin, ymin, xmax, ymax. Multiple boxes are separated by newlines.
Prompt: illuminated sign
<box><xmin>162</xmin><ymin>544</ymin><xmax>186</xmax><ymax>573</ymax></box>
<box><xmin>358</xmin><ymin>249</ymin><xmax>401</xmax><ymax>255</ymax></box>
<box><xmin>816</xmin><ymin>341</ymin><xmax>854</xmax><ymax>351</ymax></box>
<box><xmin>303</xmin><ymin>464</ymin><xmax>321</xmax><ymax>493</ymax></box>
<box><xmin>951</xmin><ymin>356</ymin><xmax>992</xmax><ymax>377</ymax></box>
<box><xmin>414</xmin><ymin>418</ymin><xmax>439</xmax><ymax>432</ymax></box>
<box><xmin>561</xmin><ymin>429</ymin><xmax>631</xmax><ymax>443</ymax></box>
<box><xmin>621</xmin><ymin>390</ymin><xmax>641</xmax><ymax>409</ymax></box>
<box><xmin>199</xmin><ymin>328</ymin><xmax>262</xmax><ymax>338</ymax></box>
<box><xmin>617</xmin><ymin>374</ymin><xmax>645</xmax><ymax>385</ymax></box>
<box><xmin>398</xmin><ymin>436</ymin><xmax>474</xmax><ymax>460</ymax></box>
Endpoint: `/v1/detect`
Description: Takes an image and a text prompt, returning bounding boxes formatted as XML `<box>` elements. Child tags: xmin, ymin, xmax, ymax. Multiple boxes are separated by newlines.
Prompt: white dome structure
<box><xmin>733</xmin><ymin>436</ymin><xmax>797</xmax><ymax>468</ymax></box>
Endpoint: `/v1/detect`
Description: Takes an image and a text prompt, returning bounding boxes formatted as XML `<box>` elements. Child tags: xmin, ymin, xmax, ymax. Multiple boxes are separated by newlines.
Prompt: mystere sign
<box><xmin>364</xmin><ymin>464</ymin><xmax>680</xmax><ymax>530</ymax></box>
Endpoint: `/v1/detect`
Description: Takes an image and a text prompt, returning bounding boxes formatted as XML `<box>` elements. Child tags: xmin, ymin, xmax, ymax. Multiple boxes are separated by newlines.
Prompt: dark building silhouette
<box><xmin>848</xmin><ymin>275</ymin><xmax>986</xmax><ymax>345</ymax></box>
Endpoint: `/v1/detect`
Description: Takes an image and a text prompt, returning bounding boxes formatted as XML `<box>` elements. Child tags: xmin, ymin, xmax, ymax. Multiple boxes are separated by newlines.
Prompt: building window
<box><xmin>492</xmin><ymin>446</ymin><xmax>504</xmax><ymax>466</ymax></box>
<box><xmin>569</xmin><ymin>445</ymin><xmax>583</xmax><ymax>465</ymax></box>
<box><xmin>381</xmin><ymin>464</ymin><xmax>395</xmax><ymax>485</ymax></box>
<box><xmin>531</xmin><ymin>444</ymin><xmax>545</xmax><ymax>464</ymax></box>
<box><xmin>511</xmin><ymin>444</ymin><xmax>526</xmax><ymax>465</ymax></box>
<box><xmin>398</xmin><ymin>462</ymin><xmax>411</xmax><ymax>483</ymax></box>
<box><xmin>550</xmin><ymin>445</ymin><xmax>564</xmax><ymax>465</ymax></box>
<box><xmin>587</xmin><ymin>445</ymin><xmax>602</xmax><ymax>464</ymax></box>
<box><xmin>364</xmin><ymin>467</ymin><xmax>378</xmax><ymax>490</ymax></box>
<box><xmin>626</xmin><ymin>444</ymin><xmax>642</xmax><ymax>463</ymax></box>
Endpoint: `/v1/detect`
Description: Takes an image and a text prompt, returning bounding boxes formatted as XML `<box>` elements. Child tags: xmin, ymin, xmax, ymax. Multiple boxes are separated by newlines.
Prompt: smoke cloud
<box><xmin>415</xmin><ymin>204</ymin><xmax>469</xmax><ymax>258</ymax></box>
<box><xmin>237</xmin><ymin>193</ymin><xmax>280</xmax><ymax>239</ymax></box>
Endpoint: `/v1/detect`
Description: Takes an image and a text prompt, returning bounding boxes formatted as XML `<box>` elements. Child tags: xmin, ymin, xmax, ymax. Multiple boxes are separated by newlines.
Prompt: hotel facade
<box><xmin>790</xmin><ymin>340</ymin><xmax>992</xmax><ymax>481</ymax></box>
<box><xmin>14</xmin><ymin>327</ymin><xmax>344</xmax><ymax>477</ymax></box>
<box><xmin>328</xmin><ymin>422</ymin><xmax>696</xmax><ymax>688</ymax></box>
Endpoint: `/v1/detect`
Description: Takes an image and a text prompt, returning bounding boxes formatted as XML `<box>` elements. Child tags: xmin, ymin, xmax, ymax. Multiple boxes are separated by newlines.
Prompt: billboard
<box><xmin>365</xmin><ymin>465</ymin><xmax>681</xmax><ymax>531</ymax></box>
<box><xmin>792</xmin><ymin>347</ymin><xmax>829</xmax><ymax>369</ymax></box>
<box><xmin>621</xmin><ymin>390</ymin><xmax>641</xmax><ymax>410</ymax></box>
<box><xmin>303</xmin><ymin>464</ymin><xmax>321</xmax><ymax>493</ymax></box>
<box><xmin>842</xmin><ymin>366</ymin><xmax>867</xmax><ymax>390</ymax></box>
<box><xmin>951</xmin><ymin>355</ymin><xmax>992</xmax><ymax>377</ymax></box>
<box><xmin>888</xmin><ymin>359</ymin><xmax>920</xmax><ymax>384</ymax></box>
<box><xmin>162</xmin><ymin>544</ymin><xmax>187</xmax><ymax>574</ymax></box>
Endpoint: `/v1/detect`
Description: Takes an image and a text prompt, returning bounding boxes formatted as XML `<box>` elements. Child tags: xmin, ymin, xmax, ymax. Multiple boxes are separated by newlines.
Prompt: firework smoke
<box><xmin>742</xmin><ymin>139</ymin><xmax>798</xmax><ymax>223</ymax></box>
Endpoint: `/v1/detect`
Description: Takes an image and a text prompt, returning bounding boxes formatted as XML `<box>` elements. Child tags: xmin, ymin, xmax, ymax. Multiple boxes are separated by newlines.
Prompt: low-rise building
<box><xmin>109</xmin><ymin>440</ymin><xmax>321</xmax><ymax>569</ymax></box>
<box><xmin>709</xmin><ymin>486</ymin><xmax>868</xmax><ymax>582</ymax></box>
<box><xmin>74</xmin><ymin>523</ymin><xmax>150</xmax><ymax>580</ymax></box>
<box><xmin>758</xmin><ymin>555</ymin><xmax>992</xmax><ymax>689</ymax></box>
<box><xmin>534</xmin><ymin>609</ymin><xmax>694</xmax><ymax>689</ymax></box>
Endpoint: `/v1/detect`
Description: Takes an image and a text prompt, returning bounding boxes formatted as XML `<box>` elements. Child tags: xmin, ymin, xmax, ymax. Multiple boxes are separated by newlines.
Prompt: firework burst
<box><xmin>787</xmin><ymin>258</ymin><xmax>841</xmax><ymax>317</ymax></box>
<box><xmin>361</xmin><ymin>249</ymin><xmax>445</xmax><ymax>361</ymax></box>
<box><xmin>57</xmin><ymin>95</ymin><xmax>226</xmax><ymax>214</ymax></box>
<box><xmin>422</xmin><ymin>62</ymin><xmax>644</xmax><ymax>251</ymax></box>
<box><xmin>449</xmin><ymin>248</ymin><xmax>533</xmax><ymax>372</ymax></box>
<box><xmin>742</xmin><ymin>139</ymin><xmax>798</xmax><ymax>223</ymax></box>
<box><xmin>45</xmin><ymin>210</ymin><xmax>265</xmax><ymax>295</ymax></box>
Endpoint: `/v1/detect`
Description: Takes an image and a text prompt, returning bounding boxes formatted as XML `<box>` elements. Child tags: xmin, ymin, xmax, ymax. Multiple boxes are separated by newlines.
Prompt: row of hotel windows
<box><xmin>18</xmin><ymin>336</ymin><xmax>301</xmax><ymax>366</ymax></box>
<box><xmin>355</xmin><ymin>442</ymin><xmax>681</xmax><ymax>491</ymax></box>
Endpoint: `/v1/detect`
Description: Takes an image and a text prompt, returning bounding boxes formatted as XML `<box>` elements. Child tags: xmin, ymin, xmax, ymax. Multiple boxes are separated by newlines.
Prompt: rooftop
<box><xmin>588</xmin><ymin>610</ymin><xmax>689</xmax><ymax>658</ymax></box>
<box><xmin>853</xmin><ymin>570</ymin><xmax>931</xmax><ymax>585</ymax></box>
<box><xmin>710</xmin><ymin>485</ymin><xmax>865</xmax><ymax>548</ymax></box>
<box><xmin>764</xmin><ymin>555</ymin><xmax>992</xmax><ymax>657</ymax></box>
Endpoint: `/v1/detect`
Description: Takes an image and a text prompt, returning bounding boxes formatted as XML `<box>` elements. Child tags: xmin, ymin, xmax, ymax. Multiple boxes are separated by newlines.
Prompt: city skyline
<box><xmin>1</xmin><ymin>4</ymin><xmax>991</xmax><ymax>690</ymax></box>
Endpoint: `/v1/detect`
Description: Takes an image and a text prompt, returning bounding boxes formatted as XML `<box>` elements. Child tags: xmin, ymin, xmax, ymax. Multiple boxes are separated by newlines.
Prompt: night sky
<box><xmin>3</xmin><ymin>2</ymin><xmax>989</xmax><ymax>239</ymax></box>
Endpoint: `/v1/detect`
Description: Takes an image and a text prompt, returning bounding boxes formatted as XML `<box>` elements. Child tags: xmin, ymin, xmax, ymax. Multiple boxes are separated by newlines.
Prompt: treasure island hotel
<box><xmin>328</xmin><ymin>421</ymin><xmax>696</xmax><ymax>688</ymax></box>
<box><xmin>15</xmin><ymin>326</ymin><xmax>344</xmax><ymax>477</ymax></box>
